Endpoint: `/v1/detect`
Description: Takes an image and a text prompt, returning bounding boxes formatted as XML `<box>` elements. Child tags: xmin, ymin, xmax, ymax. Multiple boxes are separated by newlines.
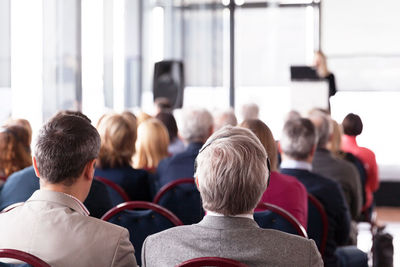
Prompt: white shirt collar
<box><xmin>60</xmin><ymin>192</ymin><xmax>90</xmax><ymax>216</ymax></box>
<box><xmin>280</xmin><ymin>159</ymin><xmax>312</xmax><ymax>171</ymax></box>
<box><xmin>206</xmin><ymin>210</ymin><xmax>254</xmax><ymax>220</ymax></box>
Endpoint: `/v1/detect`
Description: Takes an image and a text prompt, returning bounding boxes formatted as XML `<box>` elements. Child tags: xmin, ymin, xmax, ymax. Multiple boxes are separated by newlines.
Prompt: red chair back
<box><xmin>154</xmin><ymin>178</ymin><xmax>204</xmax><ymax>225</ymax></box>
<box><xmin>255</xmin><ymin>202</ymin><xmax>307</xmax><ymax>238</ymax></box>
<box><xmin>1</xmin><ymin>202</ymin><xmax>24</xmax><ymax>213</ymax></box>
<box><xmin>176</xmin><ymin>257</ymin><xmax>249</xmax><ymax>267</ymax></box>
<box><xmin>95</xmin><ymin>176</ymin><xmax>130</xmax><ymax>203</ymax></box>
<box><xmin>307</xmin><ymin>194</ymin><xmax>329</xmax><ymax>257</ymax></box>
<box><xmin>0</xmin><ymin>249</ymin><xmax>50</xmax><ymax>267</ymax></box>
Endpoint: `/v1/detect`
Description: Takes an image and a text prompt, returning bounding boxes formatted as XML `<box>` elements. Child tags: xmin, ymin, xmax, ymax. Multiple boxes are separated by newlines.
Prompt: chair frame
<box><xmin>256</xmin><ymin>202</ymin><xmax>308</xmax><ymax>238</ymax></box>
<box><xmin>94</xmin><ymin>176</ymin><xmax>131</xmax><ymax>202</ymax></box>
<box><xmin>0</xmin><ymin>249</ymin><xmax>50</xmax><ymax>267</ymax></box>
<box><xmin>307</xmin><ymin>194</ymin><xmax>329</xmax><ymax>257</ymax></box>
<box><xmin>176</xmin><ymin>257</ymin><xmax>249</xmax><ymax>267</ymax></box>
<box><xmin>101</xmin><ymin>201</ymin><xmax>183</xmax><ymax>226</ymax></box>
<box><xmin>153</xmin><ymin>178</ymin><xmax>196</xmax><ymax>204</ymax></box>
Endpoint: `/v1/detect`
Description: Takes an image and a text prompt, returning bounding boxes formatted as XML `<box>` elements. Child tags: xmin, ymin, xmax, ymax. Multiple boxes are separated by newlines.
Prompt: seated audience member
<box><xmin>155</xmin><ymin>111</ymin><xmax>185</xmax><ymax>155</ymax></box>
<box><xmin>0</xmin><ymin>125</ymin><xmax>32</xmax><ymax>182</ymax></box>
<box><xmin>5</xmin><ymin>118</ymin><xmax>33</xmax><ymax>146</ymax></box>
<box><xmin>213</xmin><ymin>108</ymin><xmax>238</xmax><ymax>131</ymax></box>
<box><xmin>133</xmin><ymin>118</ymin><xmax>169</xmax><ymax>172</ymax></box>
<box><xmin>309</xmin><ymin>110</ymin><xmax>363</xmax><ymax>221</ymax></box>
<box><xmin>341</xmin><ymin>113</ymin><xmax>379</xmax><ymax>212</ymax></box>
<box><xmin>136</xmin><ymin>111</ymin><xmax>152</xmax><ymax>125</ymax></box>
<box><xmin>156</xmin><ymin>108</ymin><xmax>213</xmax><ymax>189</ymax></box>
<box><xmin>95</xmin><ymin>113</ymin><xmax>153</xmax><ymax>201</ymax></box>
<box><xmin>0</xmin><ymin>114</ymin><xmax>137</xmax><ymax>267</ymax></box>
<box><xmin>280</xmin><ymin>118</ymin><xmax>367</xmax><ymax>267</ymax></box>
<box><xmin>142</xmin><ymin>126</ymin><xmax>323</xmax><ymax>267</ymax></box>
<box><xmin>0</xmin><ymin>111</ymin><xmax>114</xmax><ymax>219</ymax></box>
<box><xmin>240</xmin><ymin>119</ymin><xmax>308</xmax><ymax>229</ymax></box>
<box><xmin>241</xmin><ymin>103</ymin><xmax>259</xmax><ymax>120</ymax></box>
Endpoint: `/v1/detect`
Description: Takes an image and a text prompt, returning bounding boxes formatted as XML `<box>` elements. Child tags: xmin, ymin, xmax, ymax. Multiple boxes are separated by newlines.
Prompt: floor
<box><xmin>358</xmin><ymin>207</ymin><xmax>399</xmax><ymax>266</ymax></box>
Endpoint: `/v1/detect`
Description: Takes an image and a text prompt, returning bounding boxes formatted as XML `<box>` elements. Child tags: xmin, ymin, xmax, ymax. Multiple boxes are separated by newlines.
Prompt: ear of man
<box><xmin>83</xmin><ymin>159</ymin><xmax>96</xmax><ymax>182</ymax></box>
<box><xmin>32</xmin><ymin>156</ymin><xmax>41</xmax><ymax>179</ymax></box>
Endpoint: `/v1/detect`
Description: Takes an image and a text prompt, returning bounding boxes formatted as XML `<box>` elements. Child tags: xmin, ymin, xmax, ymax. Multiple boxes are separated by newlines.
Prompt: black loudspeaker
<box><xmin>153</xmin><ymin>60</ymin><xmax>184</xmax><ymax>109</ymax></box>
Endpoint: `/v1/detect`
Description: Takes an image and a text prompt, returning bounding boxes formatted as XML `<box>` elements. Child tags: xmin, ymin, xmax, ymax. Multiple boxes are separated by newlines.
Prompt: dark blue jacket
<box><xmin>95</xmin><ymin>166</ymin><xmax>153</xmax><ymax>201</ymax></box>
<box><xmin>280</xmin><ymin>168</ymin><xmax>351</xmax><ymax>267</ymax></box>
<box><xmin>156</xmin><ymin>142</ymin><xmax>203</xmax><ymax>190</ymax></box>
<box><xmin>0</xmin><ymin>166</ymin><xmax>113</xmax><ymax>219</ymax></box>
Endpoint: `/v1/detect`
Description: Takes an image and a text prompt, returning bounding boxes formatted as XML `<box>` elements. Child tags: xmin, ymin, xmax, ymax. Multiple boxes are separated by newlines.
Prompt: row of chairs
<box><xmin>96</xmin><ymin>177</ymin><xmax>329</xmax><ymax>264</ymax></box>
<box><xmin>0</xmin><ymin>249</ymin><xmax>248</xmax><ymax>267</ymax></box>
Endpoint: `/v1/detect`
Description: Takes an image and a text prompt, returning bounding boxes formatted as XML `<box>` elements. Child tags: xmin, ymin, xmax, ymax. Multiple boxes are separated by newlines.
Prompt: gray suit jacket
<box><xmin>0</xmin><ymin>190</ymin><xmax>137</xmax><ymax>267</ymax></box>
<box><xmin>142</xmin><ymin>215</ymin><xmax>323</xmax><ymax>267</ymax></box>
<box><xmin>312</xmin><ymin>148</ymin><xmax>363</xmax><ymax>219</ymax></box>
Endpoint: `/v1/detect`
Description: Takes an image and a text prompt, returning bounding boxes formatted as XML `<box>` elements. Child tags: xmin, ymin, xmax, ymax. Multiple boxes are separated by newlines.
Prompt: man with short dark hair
<box><xmin>142</xmin><ymin>126</ymin><xmax>323</xmax><ymax>267</ymax></box>
<box><xmin>0</xmin><ymin>114</ymin><xmax>137</xmax><ymax>267</ymax></box>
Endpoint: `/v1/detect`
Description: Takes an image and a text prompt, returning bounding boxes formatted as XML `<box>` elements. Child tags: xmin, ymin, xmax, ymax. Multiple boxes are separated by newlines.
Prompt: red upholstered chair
<box><xmin>255</xmin><ymin>202</ymin><xmax>308</xmax><ymax>238</ymax></box>
<box><xmin>153</xmin><ymin>178</ymin><xmax>204</xmax><ymax>225</ymax></box>
<box><xmin>307</xmin><ymin>194</ymin><xmax>329</xmax><ymax>257</ymax></box>
<box><xmin>0</xmin><ymin>249</ymin><xmax>50</xmax><ymax>267</ymax></box>
<box><xmin>176</xmin><ymin>257</ymin><xmax>249</xmax><ymax>267</ymax></box>
<box><xmin>1</xmin><ymin>202</ymin><xmax>24</xmax><ymax>213</ymax></box>
<box><xmin>102</xmin><ymin>201</ymin><xmax>183</xmax><ymax>266</ymax></box>
<box><xmin>94</xmin><ymin>176</ymin><xmax>130</xmax><ymax>205</ymax></box>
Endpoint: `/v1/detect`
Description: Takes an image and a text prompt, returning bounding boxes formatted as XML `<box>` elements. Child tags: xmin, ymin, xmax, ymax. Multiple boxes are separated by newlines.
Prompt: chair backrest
<box><xmin>1</xmin><ymin>202</ymin><xmax>24</xmax><ymax>213</ymax></box>
<box><xmin>153</xmin><ymin>178</ymin><xmax>205</xmax><ymax>225</ymax></box>
<box><xmin>177</xmin><ymin>257</ymin><xmax>249</xmax><ymax>267</ymax></box>
<box><xmin>95</xmin><ymin>176</ymin><xmax>130</xmax><ymax>206</ymax></box>
<box><xmin>102</xmin><ymin>201</ymin><xmax>183</xmax><ymax>266</ymax></box>
<box><xmin>0</xmin><ymin>249</ymin><xmax>50</xmax><ymax>267</ymax></box>
<box><xmin>307</xmin><ymin>194</ymin><xmax>329</xmax><ymax>257</ymax></box>
<box><xmin>254</xmin><ymin>202</ymin><xmax>307</xmax><ymax>238</ymax></box>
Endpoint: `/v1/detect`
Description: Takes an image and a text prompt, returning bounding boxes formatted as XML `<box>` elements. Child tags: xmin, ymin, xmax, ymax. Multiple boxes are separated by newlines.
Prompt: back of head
<box><xmin>327</xmin><ymin>120</ymin><xmax>342</xmax><ymax>155</ymax></box>
<box><xmin>180</xmin><ymin>108</ymin><xmax>213</xmax><ymax>143</ymax></box>
<box><xmin>35</xmin><ymin>114</ymin><xmax>100</xmax><ymax>185</ymax></box>
<box><xmin>241</xmin><ymin>103</ymin><xmax>259</xmax><ymax>120</ymax></box>
<box><xmin>155</xmin><ymin>111</ymin><xmax>178</xmax><ymax>141</ymax></box>
<box><xmin>240</xmin><ymin>119</ymin><xmax>278</xmax><ymax>171</ymax></box>
<box><xmin>5</xmin><ymin>118</ymin><xmax>32</xmax><ymax>146</ymax></box>
<box><xmin>97</xmin><ymin>113</ymin><xmax>136</xmax><ymax>168</ymax></box>
<box><xmin>154</xmin><ymin>97</ymin><xmax>172</xmax><ymax>114</ymax></box>
<box><xmin>280</xmin><ymin>118</ymin><xmax>316</xmax><ymax>160</ymax></box>
<box><xmin>308</xmin><ymin>109</ymin><xmax>333</xmax><ymax>148</ymax></box>
<box><xmin>342</xmin><ymin>113</ymin><xmax>363</xmax><ymax>136</ymax></box>
<box><xmin>214</xmin><ymin>109</ymin><xmax>238</xmax><ymax>132</ymax></box>
<box><xmin>195</xmin><ymin>126</ymin><xmax>269</xmax><ymax>216</ymax></box>
<box><xmin>134</xmin><ymin>118</ymin><xmax>170</xmax><ymax>169</ymax></box>
<box><xmin>0</xmin><ymin>125</ymin><xmax>32</xmax><ymax>177</ymax></box>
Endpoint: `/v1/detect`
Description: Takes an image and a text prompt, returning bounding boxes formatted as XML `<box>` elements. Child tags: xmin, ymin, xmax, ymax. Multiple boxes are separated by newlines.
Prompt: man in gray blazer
<box><xmin>0</xmin><ymin>113</ymin><xmax>137</xmax><ymax>267</ymax></box>
<box><xmin>142</xmin><ymin>126</ymin><xmax>323</xmax><ymax>267</ymax></box>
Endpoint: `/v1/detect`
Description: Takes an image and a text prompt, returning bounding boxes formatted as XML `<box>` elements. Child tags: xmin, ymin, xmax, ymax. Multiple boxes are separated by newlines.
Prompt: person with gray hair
<box><xmin>213</xmin><ymin>108</ymin><xmax>238</xmax><ymax>131</ymax></box>
<box><xmin>156</xmin><ymin>108</ymin><xmax>213</xmax><ymax>189</ymax></box>
<box><xmin>0</xmin><ymin>114</ymin><xmax>137</xmax><ymax>267</ymax></box>
<box><xmin>142</xmin><ymin>126</ymin><xmax>323</xmax><ymax>267</ymax></box>
<box><xmin>309</xmin><ymin>110</ymin><xmax>363</xmax><ymax>225</ymax></box>
<box><xmin>280</xmin><ymin>118</ymin><xmax>367</xmax><ymax>267</ymax></box>
<box><xmin>241</xmin><ymin>102</ymin><xmax>259</xmax><ymax>120</ymax></box>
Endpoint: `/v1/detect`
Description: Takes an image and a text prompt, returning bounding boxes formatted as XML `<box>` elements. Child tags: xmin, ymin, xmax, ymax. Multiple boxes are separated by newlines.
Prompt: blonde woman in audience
<box><xmin>133</xmin><ymin>118</ymin><xmax>169</xmax><ymax>173</ymax></box>
<box><xmin>0</xmin><ymin>125</ymin><xmax>32</xmax><ymax>182</ymax></box>
<box><xmin>95</xmin><ymin>113</ymin><xmax>153</xmax><ymax>201</ymax></box>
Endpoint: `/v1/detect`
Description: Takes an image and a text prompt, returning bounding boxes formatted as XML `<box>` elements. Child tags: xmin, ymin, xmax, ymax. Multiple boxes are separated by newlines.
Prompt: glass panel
<box><xmin>0</xmin><ymin>0</ymin><xmax>10</xmax><ymax>88</ymax></box>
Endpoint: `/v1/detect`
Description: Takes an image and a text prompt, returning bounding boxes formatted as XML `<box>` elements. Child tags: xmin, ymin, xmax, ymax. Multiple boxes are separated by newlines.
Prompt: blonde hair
<box><xmin>240</xmin><ymin>119</ymin><xmax>278</xmax><ymax>171</ymax></box>
<box><xmin>327</xmin><ymin>120</ymin><xmax>343</xmax><ymax>156</ymax></box>
<box><xmin>0</xmin><ymin>125</ymin><xmax>32</xmax><ymax>177</ymax></box>
<box><xmin>133</xmin><ymin>118</ymin><xmax>169</xmax><ymax>170</ymax></box>
<box><xmin>97</xmin><ymin>113</ymin><xmax>137</xmax><ymax>168</ymax></box>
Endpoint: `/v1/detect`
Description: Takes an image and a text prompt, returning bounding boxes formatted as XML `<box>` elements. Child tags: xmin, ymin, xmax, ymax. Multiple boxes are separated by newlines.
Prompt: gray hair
<box><xmin>241</xmin><ymin>103</ymin><xmax>259</xmax><ymax>120</ymax></box>
<box><xmin>180</xmin><ymin>108</ymin><xmax>213</xmax><ymax>143</ymax></box>
<box><xmin>214</xmin><ymin>109</ymin><xmax>238</xmax><ymax>131</ymax></box>
<box><xmin>308</xmin><ymin>110</ymin><xmax>333</xmax><ymax>148</ymax></box>
<box><xmin>194</xmin><ymin>126</ymin><xmax>269</xmax><ymax>215</ymax></box>
<box><xmin>280</xmin><ymin>118</ymin><xmax>316</xmax><ymax>160</ymax></box>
